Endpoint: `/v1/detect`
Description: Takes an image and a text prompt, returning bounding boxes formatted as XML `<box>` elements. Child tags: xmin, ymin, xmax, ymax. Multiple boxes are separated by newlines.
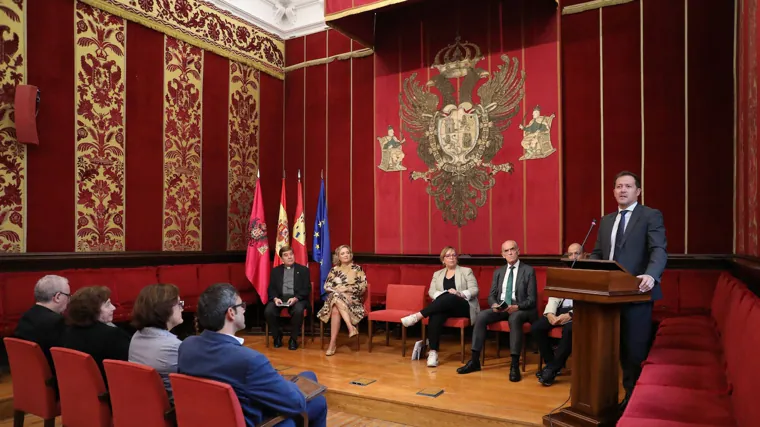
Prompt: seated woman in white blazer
<box><xmin>401</xmin><ymin>246</ymin><xmax>479</xmax><ymax>367</ymax></box>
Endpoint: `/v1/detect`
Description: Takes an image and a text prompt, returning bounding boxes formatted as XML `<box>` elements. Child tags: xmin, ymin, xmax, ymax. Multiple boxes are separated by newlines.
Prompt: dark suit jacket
<box><xmin>178</xmin><ymin>330</ymin><xmax>307</xmax><ymax>427</ymax></box>
<box><xmin>590</xmin><ymin>203</ymin><xmax>668</xmax><ymax>300</ymax></box>
<box><xmin>62</xmin><ymin>322</ymin><xmax>131</xmax><ymax>384</ymax></box>
<box><xmin>487</xmin><ymin>262</ymin><xmax>537</xmax><ymax>311</ymax></box>
<box><xmin>268</xmin><ymin>263</ymin><xmax>311</xmax><ymax>302</ymax></box>
<box><xmin>13</xmin><ymin>305</ymin><xmax>65</xmax><ymax>373</ymax></box>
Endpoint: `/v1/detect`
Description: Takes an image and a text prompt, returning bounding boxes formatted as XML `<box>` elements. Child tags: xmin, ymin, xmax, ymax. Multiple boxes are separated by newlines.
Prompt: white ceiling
<box><xmin>209</xmin><ymin>0</ymin><xmax>328</xmax><ymax>39</ymax></box>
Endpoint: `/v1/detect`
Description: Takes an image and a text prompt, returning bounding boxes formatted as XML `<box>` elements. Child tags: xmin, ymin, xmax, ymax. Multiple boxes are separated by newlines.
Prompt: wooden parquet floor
<box><xmin>0</xmin><ymin>330</ymin><xmax>598</xmax><ymax>426</ymax></box>
<box><xmin>248</xmin><ymin>333</ymin><xmax>575</xmax><ymax>426</ymax></box>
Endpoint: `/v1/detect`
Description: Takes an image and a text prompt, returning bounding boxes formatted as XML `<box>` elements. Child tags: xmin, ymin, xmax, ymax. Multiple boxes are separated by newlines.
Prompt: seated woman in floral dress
<box><xmin>317</xmin><ymin>244</ymin><xmax>367</xmax><ymax>356</ymax></box>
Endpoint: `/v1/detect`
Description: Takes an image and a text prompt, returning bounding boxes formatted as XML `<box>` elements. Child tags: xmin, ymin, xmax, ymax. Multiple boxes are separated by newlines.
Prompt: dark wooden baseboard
<box><xmin>0</xmin><ymin>252</ymin><xmax>733</xmax><ymax>273</ymax></box>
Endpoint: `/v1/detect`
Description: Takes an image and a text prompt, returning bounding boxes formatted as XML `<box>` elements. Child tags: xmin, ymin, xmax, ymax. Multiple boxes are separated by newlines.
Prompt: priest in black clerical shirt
<box><xmin>264</xmin><ymin>245</ymin><xmax>311</xmax><ymax>350</ymax></box>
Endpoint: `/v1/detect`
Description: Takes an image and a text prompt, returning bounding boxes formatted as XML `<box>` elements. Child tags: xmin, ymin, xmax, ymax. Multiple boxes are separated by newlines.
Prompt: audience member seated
<box><xmin>62</xmin><ymin>286</ymin><xmax>131</xmax><ymax>383</ymax></box>
<box><xmin>458</xmin><ymin>240</ymin><xmax>537</xmax><ymax>382</ymax></box>
<box><xmin>13</xmin><ymin>274</ymin><xmax>70</xmax><ymax>376</ymax></box>
<box><xmin>178</xmin><ymin>283</ymin><xmax>327</xmax><ymax>427</ymax></box>
<box><xmin>317</xmin><ymin>245</ymin><xmax>367</xmax><ymax>356</ymax></box>
<box><xmin>129</xmin><ymin>283</ymin><xmax>184</xmax><ymax>401</ymax></box>
<box><xmin>400</xmin><ymin>246</ymin><xmax>479</xmax><ymax>367</ymax></box>
<box><xmin>532</xmin><ymin>243</ymin><xmax>582</xmax><ymax>386</ymax></box>
<box><xmin>264</xmin><ymin>245</ymin><xmax>311</xmax><ymax>350</ymax></box>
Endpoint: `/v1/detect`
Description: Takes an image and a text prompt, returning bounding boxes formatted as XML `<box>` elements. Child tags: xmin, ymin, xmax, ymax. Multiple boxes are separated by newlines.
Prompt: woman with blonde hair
<box><xmin>317</xmin><ymin>244</ymin><xmax>367</xmax><ymax>356</ymax></box>
<box><xmin>400</xmin><ymin>246</ymin><xmax>479</xmax><ymax>367</ymax></box>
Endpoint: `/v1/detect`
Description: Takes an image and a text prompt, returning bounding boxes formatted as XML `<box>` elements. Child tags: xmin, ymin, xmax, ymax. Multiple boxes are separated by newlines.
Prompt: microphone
<box><xmin>570</xmin><ymin>219</ymin><xmax>597</xmax><ymax>269</ymax></box>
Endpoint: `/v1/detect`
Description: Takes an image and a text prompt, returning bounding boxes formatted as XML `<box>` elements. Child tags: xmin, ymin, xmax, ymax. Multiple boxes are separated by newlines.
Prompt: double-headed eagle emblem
<box><xmin>400</xmin><ymin>37</ymin><xmax>525</xmax><ymax>227</ymax></box>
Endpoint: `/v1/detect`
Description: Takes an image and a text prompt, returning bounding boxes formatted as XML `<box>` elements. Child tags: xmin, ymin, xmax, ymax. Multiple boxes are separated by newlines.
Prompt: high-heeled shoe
<box><xmin>325</xmin><ymin>346</ymin><xmax>336</xmax><ymax>356</ymax></box>
<box><xmin>348</xmin><ymin>326</ymin><xmax>359</xmax><ymax>338</ymax></box>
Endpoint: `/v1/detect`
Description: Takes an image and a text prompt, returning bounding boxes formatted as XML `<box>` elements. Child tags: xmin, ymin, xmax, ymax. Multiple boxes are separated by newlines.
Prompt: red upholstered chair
<box><xmin>361</xmin><ymin>264</ymin><xmax>401</xmax><ymax>305</ymax></box>
<box><xmin>265</xmin><ymin>281</ymin><xmax>314</xmax><ymax>348</ymax></box>
<box><xmin>367</xmin><ymin>284</ymin><xmax>425</xmax><ymax>356</ymax></box>
<box><xmin>103</xmin><ymin>360</ymin><xmax>174</xmax><ymax>427</ymax></box>
<box><xmin>319</xmin><ymin>282</ymin><xmax>371</xmax><ymax>351</ymax></box>
<box><xmin>50</xmin><ymin>347</ymin><xmax>111</xmax><ymax>427</ymax></box>
<box><xmin>3</xmin><ymin>338</ymin><xmax>59</xmax><ymax>427</ymax></box>
<box><xmin>481</xmin><ymin>321</ymin><xmax>530</xmax><ymax>372</ymax></box>
<box><xmin>169</xmin><ymin>373</ymin><xmax>290</xmax><ymax>427</ymax></box>
<box><xmin>421</xmin><ymin>316</ymin><xmax>470</xmax><ymax>363</ymax></box>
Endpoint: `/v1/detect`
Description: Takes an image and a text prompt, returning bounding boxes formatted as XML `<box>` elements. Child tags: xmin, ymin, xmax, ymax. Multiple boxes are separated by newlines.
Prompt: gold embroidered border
<box><xmin>325</xmin><ymin>0</ymin><xmax>407</xmax><ymax>21</ymax></box>
<box><xmin>283</xmin><ymin>48</ymin><xmax>374</xmax><ymax>72</ymax></box>
<box><xmin>227</xmin><ymin>62</ymin><xmax>260</xmax><ymax>250</ymax></box>
<box><xmin>0</xmin><ymin>0</ymin><xmax>26</xmax><ymax>252</ymax></box>
<box><xmin>79</xmin><ymin>0</ymin><xmax>284</xmax><ymax>79</ymax></box>
<box><xmin>162</xmin><ymin>36</ymin><xmax>203</xmax><ymax>251</ymax></box>
<box><xmin>562</xmin><ymin>0</ymin><xmax>634</xmax><ymax>15</ymax></box>
<box><xmin>74</xmin><ymin>1</ymin><xmax>127</xmax><ymax>252</ymax></box>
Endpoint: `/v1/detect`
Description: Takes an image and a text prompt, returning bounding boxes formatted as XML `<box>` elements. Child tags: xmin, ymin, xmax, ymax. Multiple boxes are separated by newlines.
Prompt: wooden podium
<box><xmin>542</xmin><ymin>259</ymin><xmax>650</xmax><ymax>427</ymax></box>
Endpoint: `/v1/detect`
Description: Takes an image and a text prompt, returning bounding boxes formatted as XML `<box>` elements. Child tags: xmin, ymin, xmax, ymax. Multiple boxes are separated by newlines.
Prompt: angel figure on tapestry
<box><xmin>519</xmin><ymin>105</ymin><xmax>556</xmax><ymax>161</ymax></box>
<box><xmin>377</xmin><ymin>125</ymin><xmax>407</xmax><ymax>172</ymax></box>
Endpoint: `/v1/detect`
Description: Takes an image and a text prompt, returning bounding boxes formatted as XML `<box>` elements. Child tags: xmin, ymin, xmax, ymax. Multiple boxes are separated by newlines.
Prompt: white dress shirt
<box><xmin>500</xmin><ymin>260</ymin><xmax>519</xmax><ymax>302</ymax></box>
<box><xmin>609</xmin><ymin>202</ymin><xmax>638</xmax><ymax>261</ymax></box>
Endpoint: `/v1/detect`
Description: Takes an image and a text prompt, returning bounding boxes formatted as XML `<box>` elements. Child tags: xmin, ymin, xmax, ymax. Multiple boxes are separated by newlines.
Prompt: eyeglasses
<box><xmin>230</xmin><ymin>302</ymin><xmax>247</xmax><ymax>311</ymax></box>
<box><xmin>177</xmin><ymin>300</ymin><xmax>185</xmax><ymax>309</ymax></box>
<box><xmin>57</xmin><ymin>291</ymin><xmax>71</xmax><ymax>298</ymax></box>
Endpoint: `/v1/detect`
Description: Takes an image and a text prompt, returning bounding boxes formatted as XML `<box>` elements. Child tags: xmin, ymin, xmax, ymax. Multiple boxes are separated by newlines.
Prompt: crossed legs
<box><xmin>326</xmin><ymin>299</ymin><xmax>358</xmax><ymax>354</ymax></box>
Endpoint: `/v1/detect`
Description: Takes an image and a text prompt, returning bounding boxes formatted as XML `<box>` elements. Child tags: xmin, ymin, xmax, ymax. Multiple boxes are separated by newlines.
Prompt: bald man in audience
<box><xmin>531</xmin><ymin>244</ymin><xmax>583</xmax><ymax>386</ymax></box>
<box><xmin>14</xmin><ymin>275</ymin><xmax>71</xmax><ymax>376</ymax></box>
<box><xmin>458</xmin><ymin>240</ymin><xmax>537</xmax><ymax>382</ymax></box>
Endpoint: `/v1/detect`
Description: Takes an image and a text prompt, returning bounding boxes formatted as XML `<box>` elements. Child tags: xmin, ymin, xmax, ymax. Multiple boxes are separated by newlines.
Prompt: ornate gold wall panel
<box><xmin>162</xmin><ymin>36</ymin><xmax>203</xmax><ymax>251</ymax></box>
<box><xmin>74</xmin><ymin>1</ymin><xmax>126</xmax><ymax>251</ymax></box>
<box><xmin>227</xmin><ymin>62</ymin><xmax>260</xmax><ymax>250</ymax></box>
<box><xmin>0</xmin><ymin>0</ymin><xmax>26</xmax><ymax>253</ymax></box>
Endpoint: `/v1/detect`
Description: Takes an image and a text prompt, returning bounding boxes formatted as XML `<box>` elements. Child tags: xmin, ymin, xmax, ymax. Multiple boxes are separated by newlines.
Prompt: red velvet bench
<box><xmin>618</xmin><ymin>272</ymin><xmax>760</xmax><ymax>427</ymax></box>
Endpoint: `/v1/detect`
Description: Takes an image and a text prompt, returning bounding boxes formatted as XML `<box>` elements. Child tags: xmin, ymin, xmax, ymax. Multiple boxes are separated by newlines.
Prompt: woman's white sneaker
<box><xmin>401</xmin><ymin>314</ymin><xmax>419</xmax><ymax>327</ymax></box>
<box><xmin>427</xmin><ymin>351</ymin><xmax>439</xmax><ymax>367</ymax></box>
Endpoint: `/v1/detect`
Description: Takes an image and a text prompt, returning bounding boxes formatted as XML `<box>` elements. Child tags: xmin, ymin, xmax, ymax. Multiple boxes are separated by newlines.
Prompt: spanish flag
<box><xmin>292</xmin><ymin>172</ymin><xmax>308</xmax><ymax>265</ymax></box>
<box><xmin>273</xmin><ymin>178</ymin><xmax>290</xmax><ymax>267</ymax></box>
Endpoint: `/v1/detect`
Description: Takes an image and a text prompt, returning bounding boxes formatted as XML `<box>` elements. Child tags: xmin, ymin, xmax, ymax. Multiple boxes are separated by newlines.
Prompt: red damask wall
<box><xmin>284</xmin><ymin>30</ymin><xmax>375</xmax><ymax>254</ymax></box>
<box><xmin>292</xmin><ymin>0</ymin><xmax>737</xmax><ymax>256</ymax></box>
<box><xmin>562</xmin><ymin>0</ymin><xmax>735</xmax><ymax>255</ymax></box>
<box><xmin>22</xmin><ymin>0</ymin><xmax>284</xmax><ymax>253</ymax></box>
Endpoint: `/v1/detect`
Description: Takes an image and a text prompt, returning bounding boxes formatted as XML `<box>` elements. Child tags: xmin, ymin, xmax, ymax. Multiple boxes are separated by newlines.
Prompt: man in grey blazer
<box><xmin>457</xmin><ymin>240</ymin><xmax>537</xmax><ymax>382</ymax></box>
<box><xmin>589</xmin><ymin>171</ymin><xmax>667</xmax><ymax>412</ymax></box>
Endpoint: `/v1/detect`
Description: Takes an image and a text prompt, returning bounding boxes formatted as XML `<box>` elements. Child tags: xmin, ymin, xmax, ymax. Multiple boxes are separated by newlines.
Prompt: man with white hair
<box><xmin>14</xmin><ymin>274</ymin><xmax>71</xmax><ymax>371</ymax></box>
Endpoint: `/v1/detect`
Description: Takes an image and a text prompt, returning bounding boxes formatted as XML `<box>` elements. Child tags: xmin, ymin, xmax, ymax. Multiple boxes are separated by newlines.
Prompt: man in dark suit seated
<box><xmin>264</xmin><ymin>245</ymin><xmax>311</xmax><ymax>350</ymax></box>
<box><xmin>531</xmin><ymin>243</ymin><xmax>583</xmax><ymax>386</ymax></box>
<box><xmin>589</xmin><ymin>171</ymin><xmax>667</xmax><ymax>412</ymax></box>
<box><xmin>457</xmin><ymin>240</ymin><xmax>537</xmax><ymax>382</ymax></box>
<box><xmin>14</xmin><ymin>275</ymin><xmax>71</xmax><ymax>373</ymax></box>
<box><xmin>178</xmin><ymin>283</ymin><xmax>327</xmax><ymax>427</ymax></box>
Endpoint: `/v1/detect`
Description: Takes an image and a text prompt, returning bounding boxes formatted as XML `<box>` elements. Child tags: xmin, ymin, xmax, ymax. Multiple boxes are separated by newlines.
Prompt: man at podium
<box><xmin>589</xmin><ymin>171</ymin><xmax>667</xmax><ymax>412</ymax></box>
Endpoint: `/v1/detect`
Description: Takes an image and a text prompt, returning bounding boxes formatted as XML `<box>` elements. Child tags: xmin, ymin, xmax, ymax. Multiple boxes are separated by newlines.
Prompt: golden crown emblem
<box><xmin>431</xmin><ymin>36</ymin><xmax>484</xmax><ymax>78</ymax></box>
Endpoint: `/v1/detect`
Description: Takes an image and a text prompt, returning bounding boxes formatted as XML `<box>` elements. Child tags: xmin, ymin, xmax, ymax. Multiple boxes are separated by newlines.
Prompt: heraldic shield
<box><xmin>400</xmin><ymin>37</ymin><xmax>525</xmax><ymax>227</ymax></box>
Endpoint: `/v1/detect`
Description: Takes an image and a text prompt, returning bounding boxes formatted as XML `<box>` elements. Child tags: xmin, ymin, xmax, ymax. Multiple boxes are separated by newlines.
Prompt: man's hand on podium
<box><xmin>637</xmin><ymin>274</ymin><xmax>655</xmax><ymax>292</ymax></box>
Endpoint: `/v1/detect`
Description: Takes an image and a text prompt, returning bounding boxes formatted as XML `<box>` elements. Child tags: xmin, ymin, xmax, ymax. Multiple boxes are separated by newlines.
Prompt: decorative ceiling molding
<box><xmin>209</xmin><ymin>0</ymin><xmax>329</xmax><ymax>39</ymax></box>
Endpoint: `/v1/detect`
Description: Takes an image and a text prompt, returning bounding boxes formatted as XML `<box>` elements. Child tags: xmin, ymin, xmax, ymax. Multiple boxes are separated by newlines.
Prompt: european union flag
<box><xmin>312</xmin><ymin>179</ymin><xmax>331</xmax><ymax>300</ymax></box>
